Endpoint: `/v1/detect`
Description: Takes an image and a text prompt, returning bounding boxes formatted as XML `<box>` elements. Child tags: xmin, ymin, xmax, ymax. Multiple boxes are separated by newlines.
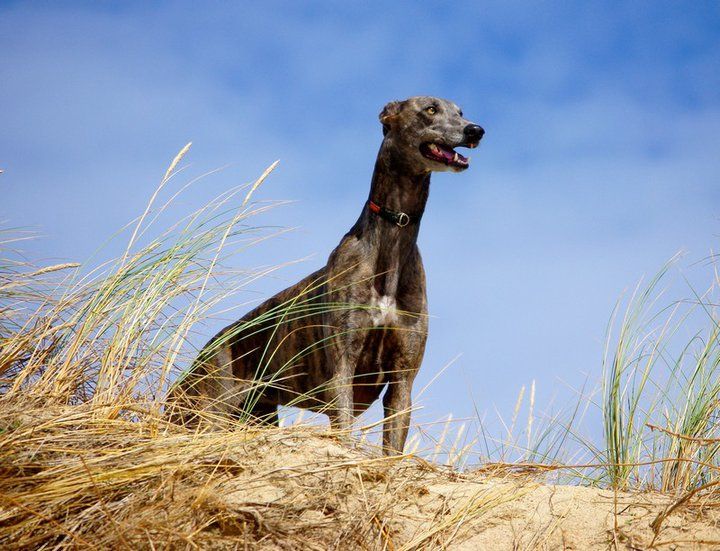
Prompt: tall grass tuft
<box><xmin>601</xmin><ymin>255</ymin><xmax>720</xmax><ymax>491</ymax></box>
<box><xmin>0</xmin><ymin>145</ymin><xmax>282</xmax><ymax>419</ymax></box>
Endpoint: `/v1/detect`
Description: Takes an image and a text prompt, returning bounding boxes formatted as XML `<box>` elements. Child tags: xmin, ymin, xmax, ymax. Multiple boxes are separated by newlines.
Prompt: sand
<box><xmin>3</xmin><ymin>410</ymin><xmax>719</xmax><ymax>550</ymax></box>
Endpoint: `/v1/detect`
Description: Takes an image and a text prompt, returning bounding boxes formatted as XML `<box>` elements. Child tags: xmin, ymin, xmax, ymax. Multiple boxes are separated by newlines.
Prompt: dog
<box><xmin>167</xmin><ymin>96</ymin><xmax>484</xmax><ymax>454</ymax></box>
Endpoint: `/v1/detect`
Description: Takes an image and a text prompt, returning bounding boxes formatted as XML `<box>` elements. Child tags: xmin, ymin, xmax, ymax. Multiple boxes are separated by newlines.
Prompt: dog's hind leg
<box><xmin>246</xmin><ymin>400</ymin><xmax>280</xmax><ymax>426</ymax></box>
<box><xmin>173</xmin><ymin>347</ymin><xmax>249</xmax><ymax>424</ymax></box>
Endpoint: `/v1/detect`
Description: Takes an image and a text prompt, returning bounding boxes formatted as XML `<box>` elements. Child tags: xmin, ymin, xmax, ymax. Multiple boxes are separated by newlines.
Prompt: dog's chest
<box><xmin>370</xmin><ymin>291</ymin><xmax>398</xmax><ymax>327</ymax></box>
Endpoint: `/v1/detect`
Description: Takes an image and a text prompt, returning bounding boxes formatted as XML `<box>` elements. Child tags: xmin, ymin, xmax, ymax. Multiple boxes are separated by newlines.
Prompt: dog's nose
<box><xmin>463</xmin><ymin>124</ymin><xmax>485</xmax><ymax>142</ymax></box>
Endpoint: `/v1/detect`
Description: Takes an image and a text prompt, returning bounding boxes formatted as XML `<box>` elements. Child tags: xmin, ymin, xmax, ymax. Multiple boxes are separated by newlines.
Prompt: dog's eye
<box><xmin>426</xmin><ymin>106</ymin><xmax>437</xmax><ymax>115</ymax></box>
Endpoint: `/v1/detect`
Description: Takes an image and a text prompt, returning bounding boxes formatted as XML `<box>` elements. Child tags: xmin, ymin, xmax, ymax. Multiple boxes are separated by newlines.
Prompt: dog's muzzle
<box><xmin>419</xmin><ymin>123</ymin><xmax>484</xmax><ymax>170</ymax></box>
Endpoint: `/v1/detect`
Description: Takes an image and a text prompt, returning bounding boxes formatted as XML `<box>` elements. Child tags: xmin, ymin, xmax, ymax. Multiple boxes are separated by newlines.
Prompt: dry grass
<box><xmin>0</xmin><ymin>403</ymin><xmax>416</xmax><ymax>549</ymax></box>
<box><xmin>3</xmin><ymin>146</ymin><xmax>720</xmax><ymax>549</ymax></box>
<box><xmin>4</xmin><ymin>401</ymin><xmax>720</xmax><ymax>550</ymax></box>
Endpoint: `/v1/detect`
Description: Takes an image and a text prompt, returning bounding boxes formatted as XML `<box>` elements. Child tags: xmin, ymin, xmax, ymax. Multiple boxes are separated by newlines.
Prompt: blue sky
<box><xmin>2</xmin><ymin>1</ymin><xmax>720</xmax><ymax>442</ymax></box>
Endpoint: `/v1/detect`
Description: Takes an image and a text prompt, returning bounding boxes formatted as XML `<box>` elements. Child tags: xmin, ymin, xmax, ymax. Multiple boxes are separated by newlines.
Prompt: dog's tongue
<box><xmin>436</xmin><ymin>144</ymin><xmax>467</xmax><ymax>164</ymax></box>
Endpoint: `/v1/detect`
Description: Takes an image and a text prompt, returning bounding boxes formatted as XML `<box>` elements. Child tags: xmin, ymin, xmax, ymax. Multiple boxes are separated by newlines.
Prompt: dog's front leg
<box><xmin>327</xmin><ymin>358</ymin><xmax>354</xmax><ymax>433</ymax></box>
<box><xmin>382</xmin><ymin>376</ymin><xmax>413</xmax><ymax>455</ymax></box>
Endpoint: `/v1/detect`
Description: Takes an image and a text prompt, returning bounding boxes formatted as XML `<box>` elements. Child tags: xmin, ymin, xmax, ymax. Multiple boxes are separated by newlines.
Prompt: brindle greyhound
<box><xmin>168</xmin><ymin>96</ymin><xmax>484</xmax><ymax>454</ymax></box>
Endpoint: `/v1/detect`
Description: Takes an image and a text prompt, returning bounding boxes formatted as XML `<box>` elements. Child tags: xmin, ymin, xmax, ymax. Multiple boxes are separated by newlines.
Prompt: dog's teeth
<box><xmin>429</xmin><ymin>144</ymin><xmax>439</xmax><ymax>153</ymax></box>
<box><xmin>453</xmin><ymin>152</ymin><xmax>458</xmax><ymax>163</ymax></box>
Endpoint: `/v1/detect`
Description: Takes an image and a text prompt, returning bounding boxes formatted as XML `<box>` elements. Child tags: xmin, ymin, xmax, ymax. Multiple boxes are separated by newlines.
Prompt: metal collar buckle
<box><xmin>396</xmin><ymin>212</ymin><xmax>410</xmax><ymax>227</ymax></box>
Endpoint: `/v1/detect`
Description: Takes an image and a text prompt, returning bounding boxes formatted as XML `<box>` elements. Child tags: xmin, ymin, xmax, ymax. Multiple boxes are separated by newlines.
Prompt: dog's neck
<box><xmin>368</xmin><ymin>147</ymin><xmax>430</xmax><ymax>217</ymax></box>
<box><xmin>348</xmin><ymin>143</ymin><xmax>431</xmax><ymax>296</ymax></box>
<box><xmin>354</xmin><ymin>145</ymin><xmax>431</xmax><ymax>236</ymax></box>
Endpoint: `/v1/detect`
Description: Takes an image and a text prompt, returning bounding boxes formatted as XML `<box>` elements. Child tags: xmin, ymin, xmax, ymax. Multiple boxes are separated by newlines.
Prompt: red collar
<box><xmin>368</xmin><ymin>200</ymin><xmax>421</xmax><ymax>227</ymax></box>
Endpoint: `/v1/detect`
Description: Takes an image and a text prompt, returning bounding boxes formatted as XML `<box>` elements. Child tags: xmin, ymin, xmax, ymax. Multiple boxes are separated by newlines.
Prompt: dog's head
<box><xmin>379</xmin><ymin>96</ymin><xmax>484</xmax><ymax>173</ymax></box>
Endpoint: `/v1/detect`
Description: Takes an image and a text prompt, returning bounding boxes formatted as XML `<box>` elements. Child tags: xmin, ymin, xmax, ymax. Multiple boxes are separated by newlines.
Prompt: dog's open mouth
<box><xmin>420</xmin><ymin>143</ymin><xmax>471</xmax><ymax>169</ymax></box>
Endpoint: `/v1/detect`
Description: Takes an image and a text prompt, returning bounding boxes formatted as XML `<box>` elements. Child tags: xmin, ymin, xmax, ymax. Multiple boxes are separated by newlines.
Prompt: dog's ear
<box><xmin>379</xmin><ymin>100</ymin><xmax>406</xmax><ymax>136</ymax></box>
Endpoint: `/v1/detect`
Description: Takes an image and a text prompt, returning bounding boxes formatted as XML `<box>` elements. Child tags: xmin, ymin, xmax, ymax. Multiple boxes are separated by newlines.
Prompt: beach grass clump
<box><xmin>600</xmin><ymin>256</ymin><xmax>720</xmax><ymax>492</ymax></box>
